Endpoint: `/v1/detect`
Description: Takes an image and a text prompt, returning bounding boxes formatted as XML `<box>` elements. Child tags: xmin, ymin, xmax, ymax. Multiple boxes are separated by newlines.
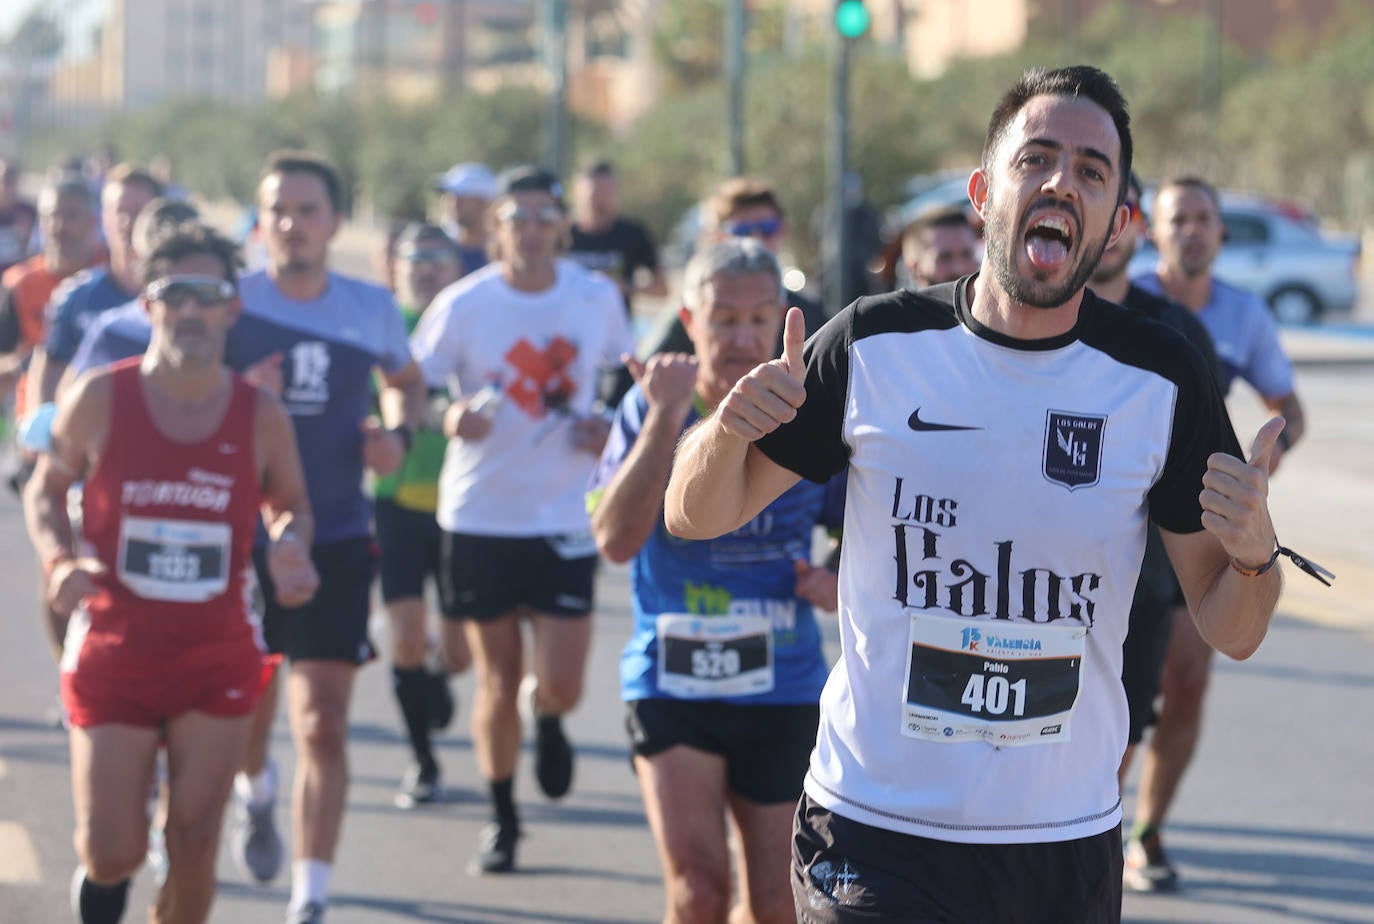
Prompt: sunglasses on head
<box><xmin>145</xmin><ymin>275</ymin><xmax>236</xmax><ymax>308</ymax></box>
<box><xmin>724</xmin><ymin>217</ymin><xmax>782</xmax><ymax>238</ymax></box>
<box><xmin>402</xmin><ymin>247</ymin><xmax>458</xmax><ymax>265</ymax></box>
<box><xmin>496</xmin><ymin>203</ymin><xmax>564</xmax><ymax>226</ymax></box>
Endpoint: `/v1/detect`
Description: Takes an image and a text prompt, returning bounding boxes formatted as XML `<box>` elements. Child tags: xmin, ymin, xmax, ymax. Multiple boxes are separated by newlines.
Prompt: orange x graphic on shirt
<box><xmin>504</xmin><ymin>336</ymin><xmax>578</xmax><ymax>418</ymax></box>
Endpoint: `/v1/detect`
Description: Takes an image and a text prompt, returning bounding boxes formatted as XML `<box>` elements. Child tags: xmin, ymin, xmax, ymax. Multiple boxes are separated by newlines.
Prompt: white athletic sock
<box><xmin>233</xmin><ymin>762</ymin><xmax>276</xmax><ymax>807</ymax></box>
<box><xmin>289</xmin><ymin>859</ymin><xmax>332</xmax><ymax>910</ymax></box>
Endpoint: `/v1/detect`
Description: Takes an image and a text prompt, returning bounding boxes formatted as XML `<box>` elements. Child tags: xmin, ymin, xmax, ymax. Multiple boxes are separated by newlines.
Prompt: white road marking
<box><xmin>0</xmin><ymin>820</ymin><xmax>41</xmax><ymax>883</ymax></box>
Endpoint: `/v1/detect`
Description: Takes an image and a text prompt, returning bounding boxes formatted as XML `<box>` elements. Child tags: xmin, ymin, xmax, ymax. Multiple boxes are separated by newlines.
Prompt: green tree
<box><xmin>5</xmin><ymin>11</ymin><xmax>63</xmax><ymax>58</ymax></box>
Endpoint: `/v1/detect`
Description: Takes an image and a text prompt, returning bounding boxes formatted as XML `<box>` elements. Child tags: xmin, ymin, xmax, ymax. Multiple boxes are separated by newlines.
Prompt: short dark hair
<box><xmin>132</xmin><ymin>197</ymin><xmax>200</xmax><ymax>256</ymax></box>
<box><xmin>395</xmin><ymin>222</ymin><xmax>458</xmax><ymax>256</ymax></box>
<box><xmin>141</xmin><ymin>223</ymin><xmax>242</xmax><ymax>287</ymax></box>
<box><xmin>1157</xmin><ymin>175</ymin><xmax>1219</xmax><ymax>211</ymax></box>
<box><xmin>578</xmin><ymin>159</ymin><xmax>615</xmax><ymax>179</ymax></box>
<box><xmin>901</xmin><ymin>204</ymin><xmax>974</xmax><ymax>249</ymax></box>
<box><xmin>259</xmin><ymin>150</ymin><xmax>344</xmax><ymax>213</ymax></box>
<box><xmin>707</xmin><ymin>177</ymin><xmax>785</xmax><ymax>227</ymax></box>
<box><xmin>104</xmin><ymin>162</ymin><xmax>165</xmax><ymax>199</ymax></box>
<box><xmin>495</xmin><ymin>165</ymin><xmax>565</xmax><ymax>206</ymax></box>
<box><xmin>40</xmin><ymin>173</ymin><xmax>97</xmax><ymax>213</ymax></box>
<box><xmin>982</xmin><ymin>65</ymin><xmax>1133</xmax><ymax>205</ymax></box>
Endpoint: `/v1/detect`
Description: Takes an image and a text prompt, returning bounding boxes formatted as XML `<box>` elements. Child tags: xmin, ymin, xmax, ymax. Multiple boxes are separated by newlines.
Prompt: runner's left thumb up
<box><xmin>1248</xmin><ymin>416</ymin><xmax>1286</xmax><ymax>471</ymax></box>
<box><xmin>781</xmin><ymin>307</ymin><xmax>806</xmax><ymax>381</ymax></box>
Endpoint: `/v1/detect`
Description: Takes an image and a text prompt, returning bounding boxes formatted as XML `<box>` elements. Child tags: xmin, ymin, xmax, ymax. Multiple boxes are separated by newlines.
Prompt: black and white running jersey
<box><xmin>756</xmin><ymin>277</ymin><xmax>1240</xmax><ymax>844</ymax></box>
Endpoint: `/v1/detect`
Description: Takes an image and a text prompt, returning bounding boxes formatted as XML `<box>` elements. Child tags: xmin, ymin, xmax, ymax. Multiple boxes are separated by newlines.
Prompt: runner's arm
<box><xmin>1159</xmin><ymin>416</ymin><xmax>1286</xmax><ymax>660</ymax></box>
<box><xmin>666</xmin><ymin>421</ymin><xmax>800</xmax><ymax>540</ymax></box>
<box><xmin>1267</xmin><ymin>391</ymin><xmax>1305</xmax><ymax>450</ymax></box>
<box><xmin>27</xmin><ymin>347</ymin><xmax>68</xmax><ymax>406</ymax></box>
<box><xmin>22</xmin><ymin>372</ymin><xmax>110</xmax><ymax>568</ymax></box>
<box><xmin>378</xmin><ymin>359</ymin><xmax>426</xmax><ymax>434</ymax></box>
<box><xmin>591</xmin><ymin>359</ymin><xmax>695</xmax><ymax>562</ymax></box>
<box><xmin>255</xmin><ymin>389</ymin><xmax>314</xmax><ymax>548</ymax></box>
<box><xmin>665</xmin><ymin>309</ymin><xmax>808</xmax><ymax>539</ymax></box>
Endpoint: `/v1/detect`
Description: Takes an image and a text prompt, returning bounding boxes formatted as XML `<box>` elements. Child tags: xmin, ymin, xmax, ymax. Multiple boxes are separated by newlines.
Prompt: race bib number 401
<box><xmin>900</xmin><ymin>613</ymin><xmax>1085</xmax><ymax>746</ymax></box>
<box><xmin>656</xmin><ymin>613</ymin><xmax>774</xmax><ymax>699</ymax></box>
<box><xmin>117</xmin><ymin>517</ymin><xmax>231</xmax><ymax>603</ymax></box>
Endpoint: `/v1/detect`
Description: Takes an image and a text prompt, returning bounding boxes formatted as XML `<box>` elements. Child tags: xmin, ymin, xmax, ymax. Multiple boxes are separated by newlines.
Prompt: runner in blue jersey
<box><xmin>28</xmin><ymin>165</ymin><xmax>162</xmax><ymax>408</ymax></box>
<box><xmin>223</xmin><ymin>151</ymin><xmax>426</xmax><ymax>924</ymax></box>
<box><xmin>589</xmin><ymin>238</ymin><xmax>843</xmax><ymax>924</ymax></box>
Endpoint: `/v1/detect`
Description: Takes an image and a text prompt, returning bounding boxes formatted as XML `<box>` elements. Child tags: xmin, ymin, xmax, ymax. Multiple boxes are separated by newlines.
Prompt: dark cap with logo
<box><xmin>496</xmin><ymin>165</ymin><xmax>564</xmax><ymax>206</ymax></box>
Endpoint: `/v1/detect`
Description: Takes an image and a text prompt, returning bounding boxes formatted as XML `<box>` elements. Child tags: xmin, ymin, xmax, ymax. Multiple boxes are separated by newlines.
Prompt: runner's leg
<box><xmin>728</xmin><ymin>793</ymin><xmax>801</xmax><ymax>924</ymax></box>
<box><xmin>155</xmin><ymin>710</ymin><xmax>253</xmax><ymax>923</ymax></box>
<box><xmin>635</xmin><ymin>748</ymin><xmax>732</xmax><ymax>924</ymax></box>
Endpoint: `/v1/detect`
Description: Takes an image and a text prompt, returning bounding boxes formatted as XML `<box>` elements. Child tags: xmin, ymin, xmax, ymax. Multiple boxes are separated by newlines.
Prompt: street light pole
<box><xmin>725</xmin><ymin>0</ymin><xmax>746</xmax><ymax>176</ymax></box>
<box><xmin>544</xmin><ymin>0</ymin><xmax>570</xmax><ymax>177</ymax></box>
<box><xmin>825</xmin><ymin>15</ymin><xmax>856</xmax><ymax>314</ymax></box>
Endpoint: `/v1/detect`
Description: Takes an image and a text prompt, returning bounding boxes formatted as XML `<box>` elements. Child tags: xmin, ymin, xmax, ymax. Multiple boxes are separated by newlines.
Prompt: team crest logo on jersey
<box><xmin>1043</xmin><ymin>410</ymin><xmax>1105</xmax><ymax>490</ymax></box>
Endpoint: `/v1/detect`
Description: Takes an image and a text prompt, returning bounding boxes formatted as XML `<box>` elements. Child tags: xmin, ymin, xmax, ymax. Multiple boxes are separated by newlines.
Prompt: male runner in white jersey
<box><xmin>407</xmin><ymin>165</ymin><xmax>632</xmax><ymax>874</ymax></box>
<box><xmin>666</xmin><ymin>66</ymin><xmax>1286</xmax><ymax>923</ymax></box>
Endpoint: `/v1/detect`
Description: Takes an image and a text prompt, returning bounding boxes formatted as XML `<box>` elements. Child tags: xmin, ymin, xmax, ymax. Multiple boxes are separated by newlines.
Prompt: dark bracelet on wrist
<box><xmin>1229</xmin><ymin>546</ymin><xmax>1279</xmax><ymax>577</ymax></box>
<box><xmin>388</xmin><ymin>424</ymin><xmax>413</xmax><ymax>452</ymax></box>
<box><xmin>1276</xmin><ymin>429</ymin><xmax>1292</xmax><ymax>452</ymax></box>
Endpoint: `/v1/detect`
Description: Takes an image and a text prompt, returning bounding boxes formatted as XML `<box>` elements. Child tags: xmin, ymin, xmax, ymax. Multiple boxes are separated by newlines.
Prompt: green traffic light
<box><xmin>834</xmin><ymin>0</ymin><xmax>870</xmax><ymax>38</ymax></box>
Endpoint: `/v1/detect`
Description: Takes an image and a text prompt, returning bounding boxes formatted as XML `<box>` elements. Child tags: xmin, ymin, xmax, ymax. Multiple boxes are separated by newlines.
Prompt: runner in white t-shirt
<box><xmin>665</xmin><ymin>67</ymin><xmax>1287</xmax><ymax>923</ymax></box>
<box><xmin>409</xmin><ymin>166</ymin><xmax>632</xmax><ymax>875</ymax></box>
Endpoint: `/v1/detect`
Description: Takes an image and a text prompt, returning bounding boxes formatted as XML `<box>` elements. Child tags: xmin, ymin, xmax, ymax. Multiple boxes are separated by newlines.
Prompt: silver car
<box><xmin>1130</xmin><ymin>193</ymin><xmax>1362</xmax><ymax>325</ymax></box>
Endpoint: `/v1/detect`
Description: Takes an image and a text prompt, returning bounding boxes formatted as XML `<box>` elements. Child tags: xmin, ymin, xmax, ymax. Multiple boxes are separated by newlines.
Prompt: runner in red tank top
<box><xmin>23</xmin><ymin>224</ymin><xmax>318</xmax><ymax>924</ymax></box>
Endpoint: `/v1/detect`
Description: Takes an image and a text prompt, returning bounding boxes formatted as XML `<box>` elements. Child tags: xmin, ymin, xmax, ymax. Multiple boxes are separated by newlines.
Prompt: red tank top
<box><xmin>80</xmin><ymin>359</ymin><xmax>261</xmax><ymax>658</ymax></box>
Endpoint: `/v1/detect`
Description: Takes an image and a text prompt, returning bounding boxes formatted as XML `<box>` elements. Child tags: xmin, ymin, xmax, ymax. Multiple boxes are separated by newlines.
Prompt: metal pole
<box><xmin>544</xmin><ymin>0</ymin><xmax>569</xmax><ymax>178</ymax></box>
<box><xmin>724</xmin><ymin>0</ymin><xmax>745</xmax><ymax>176</ymax></box>
<box><xmin>1203</xmin><ymin>0</ymin><xmax>1222</xmax><ymax>117</ymax></box>
<box><xmin>825</xmin><ymin>30</ymin><xmax>850</xmax><ymax>314</ymax></box>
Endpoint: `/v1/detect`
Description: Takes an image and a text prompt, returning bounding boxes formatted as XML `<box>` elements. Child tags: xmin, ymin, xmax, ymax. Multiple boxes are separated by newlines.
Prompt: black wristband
<box><xmin>1276</xmin><ymin>429</ymin><xmax>1293</xmax><ymax>452</ymax></box>
<box><xmin>1229</xmin><ymin>545</ymin><xmax>1279</xmax><ymax>577</ymax></box>
<box><xmin>388</xmin><ymin>424</ymin><xmax>413</xmax><ymax>452</ymax></box>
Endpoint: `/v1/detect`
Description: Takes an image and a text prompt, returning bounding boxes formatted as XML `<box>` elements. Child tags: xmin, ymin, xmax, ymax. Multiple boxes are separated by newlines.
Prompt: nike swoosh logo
<box><xmin>907</xmin><ymin>408</ymin><xmax>981</xmax><ymax>432</ymax></box>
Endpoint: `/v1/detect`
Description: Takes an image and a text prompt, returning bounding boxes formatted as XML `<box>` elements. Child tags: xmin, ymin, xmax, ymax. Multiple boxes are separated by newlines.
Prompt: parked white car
<box><xmin>1129</xmin><ymin>193</ymin><xmax>1361</xmax><ymax>325</ymax></box>
<box><xmin>891</xmin><ymin>174</ymin><xmax>1363</xmax><ymax>325</ymax></box>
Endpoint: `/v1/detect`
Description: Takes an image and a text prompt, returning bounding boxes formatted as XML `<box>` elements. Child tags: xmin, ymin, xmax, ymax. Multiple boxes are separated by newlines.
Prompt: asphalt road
<box><xmin>0</xmin><ymin>237</ymin><xmax>1370</xmax><ymax>921</ymax></box>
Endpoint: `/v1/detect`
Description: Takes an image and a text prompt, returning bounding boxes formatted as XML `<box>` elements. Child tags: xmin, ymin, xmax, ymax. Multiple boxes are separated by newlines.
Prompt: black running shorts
<box><xmin>438</xmin><ymin>531</ymin><xmax>596</xmax><ymax>621</ymax></box>
<box><xmin>625</xmin><ymin>698</ymin><xmax>819</xmax><ymax>805</ymax></box>
<box><xmin>792</xmin><ymin>793</ymin><xmax>1123</xmax><ymax>923</ymax></box>
<box><xmin>253</xmin><ymin>537</ymin><xmax>377</xmax><ymax>664</ymax></box>
<box><xmin>374</xmin><ymin>498</ymin><xmax>443</xmax><ymax>604</ymax></box>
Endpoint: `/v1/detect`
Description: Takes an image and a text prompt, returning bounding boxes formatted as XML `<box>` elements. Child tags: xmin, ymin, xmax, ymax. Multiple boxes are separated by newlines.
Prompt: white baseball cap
<box><xmin>435</xmin><ymin>162</ymin><xmax>497</xmax><ymax>200</ymax></box>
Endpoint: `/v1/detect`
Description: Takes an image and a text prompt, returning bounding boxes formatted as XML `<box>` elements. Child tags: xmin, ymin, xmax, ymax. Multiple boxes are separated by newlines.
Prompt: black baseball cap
<box><xmin>496</xmin><ymin>165</ymin><xmax>564</xmax><ymax>206</ymax></box>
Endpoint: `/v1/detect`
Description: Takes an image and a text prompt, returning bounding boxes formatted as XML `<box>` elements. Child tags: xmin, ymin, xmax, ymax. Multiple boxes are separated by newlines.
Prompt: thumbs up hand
<box><xmin>717</xmin><ymin>307</ymin><xmax>809</xmax><ymax>442</ymax></box>
<box><xmin>1200</xmin><ymin>416</ymin><xmax>1284</xmax><ymax>570</ymax></box>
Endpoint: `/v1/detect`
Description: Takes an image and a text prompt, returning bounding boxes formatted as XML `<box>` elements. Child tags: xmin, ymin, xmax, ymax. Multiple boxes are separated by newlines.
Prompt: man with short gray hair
<box><xmin>588</xmin><ymin>237</ymin><xmax>844</xmax><ymax>924</ymax></box>
<box><xmin>0</xmin><ymin>175</ymin><xmax>100</xmax><ymax>414</ymax></box>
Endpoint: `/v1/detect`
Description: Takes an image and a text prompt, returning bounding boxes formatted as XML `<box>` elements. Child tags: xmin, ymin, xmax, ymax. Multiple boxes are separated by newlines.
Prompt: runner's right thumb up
<box><xmin>781</xmin><ymin>307</ymin><xmax>806</xmax><ymax>381</ymax></box>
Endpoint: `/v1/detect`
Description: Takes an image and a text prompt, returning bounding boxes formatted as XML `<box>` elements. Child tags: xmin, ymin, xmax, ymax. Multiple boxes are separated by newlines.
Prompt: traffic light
<box><xmin>834</xmin><ymin>0</ymin><xmax>870</xmax><ymax>39</ymax></box>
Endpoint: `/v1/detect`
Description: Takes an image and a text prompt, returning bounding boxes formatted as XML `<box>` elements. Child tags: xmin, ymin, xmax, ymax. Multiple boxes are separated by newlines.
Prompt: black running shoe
<box><xmin>468</xmin><ymin>820</ymin><xmax>520</xmax><ymax>875</ymax></box>
<box><xmin>1123</xmin><ymin>830</ymin><xmax>1181</xmax><ymax>892</ymax></box>
<box><xmin>394</xmin><ymin>763</ymin><xmax>442</xmax><ymax>809</ymax></box>
<box><xmin>428</xmin><ymin>670</ymin><xmax>455</xmax><ymax>731</ymax></box>
<box><xmin>533</xmin><ymin>715</ymin><xmax>574</xmax><ymax>799</ymax></box>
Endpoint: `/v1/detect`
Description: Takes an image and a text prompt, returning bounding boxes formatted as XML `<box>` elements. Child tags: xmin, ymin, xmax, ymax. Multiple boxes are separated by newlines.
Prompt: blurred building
<box><xmin>311</xmin><ymin>0</ymin><xmax>539</xmax><ymax>102</ymax></box>
<box><xmin>306</xmin><ymin>0</ymin><xmax>656</xmax><ymax>128</ymax></box>
<box><xmin>103</xmin><ymin>0</ymin><xmax>315</xmax><ymax>107</ymax></box>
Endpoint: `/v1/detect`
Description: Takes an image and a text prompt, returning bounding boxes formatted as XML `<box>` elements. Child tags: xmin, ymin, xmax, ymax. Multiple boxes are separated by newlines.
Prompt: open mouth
<box><xmin>1024</xmin><ymin>213</ymin><xmax>1075</xmax><ymax>271</ymax></box>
